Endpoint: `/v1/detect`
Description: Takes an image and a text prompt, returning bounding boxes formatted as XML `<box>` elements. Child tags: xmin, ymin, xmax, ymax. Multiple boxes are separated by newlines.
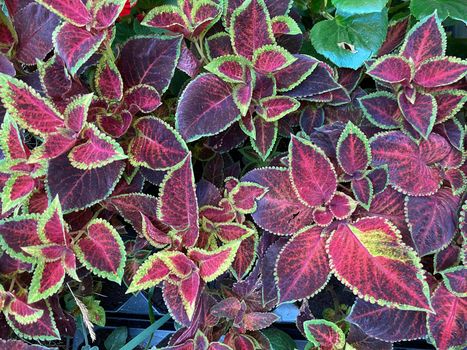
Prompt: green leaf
<box><xmin>331</xmin><ymin>0</ymin><xmax>389</xmax><ymax>14</ymax></box>
<box><xmin>262</xmin><ymin>328</ymin><xmax>296</xmax><ymax>350</ymax></box>
<box><xmin>410</xmin><ymin>0</ymin><xmax>467</xmax><ymax>23</ymax></box>
<box><xmin>310</xmin><ymin>10</ymin><xmax>388</xmax><ymax>69</ymax></box>
<box><xmin>105</xmin><ymin>327</ymin><xmax>128</xmax><ymax>350</ymax></box>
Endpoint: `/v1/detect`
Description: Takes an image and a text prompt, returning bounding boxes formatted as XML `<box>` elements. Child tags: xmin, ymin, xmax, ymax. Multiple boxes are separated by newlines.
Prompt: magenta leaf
<box><xmin>141</xmin><ymin>6</ymin><xmax>190</xmax><ymax>36</ymax></box>
<box><xmin>258</xmin><ymin>96</ymin><xmax>299</xmax><ymax>122</ymax></box>
<box><xmin>252</xmin><ymin>44</ymin><xmax>296</xmax><ymax>74</ymax></box>
<box><xmin>275</xmin><ymin>226</ymin><xmax>330</xmax><ymax>302</ymax></box>
<box><xmin>378</xmin><ymin>16</ymin><xmax>409</xmax><ymax>56</ymax></box>
<box><xmin>328</xmin><ymin>191</ymin><xmax>357</xmax><ymax>219</ymax></box>
<box><xmin>347</xmin><ymin>299</ymin><xmax>427</xmax><ymax>342</ymax></box>
<box><xmin>414</xmin><ymin>57</ymin><xmax>467</xmax><ymax>88</ymax></box>
<box><xmin>35</xmin><ymin>0</ymin><xmax>91</xmax><ymax>26</ymax></box>
<box><xmin>250</xmin><ymin>116</ymin><xmax>277</xmax><ymax>160</ymax></box>
<box><xmin>129</xmin><ymin>117</ymin><xmax>188</xmax><ymax>170</ymax></box>
<box><xmin>68</xmin><ymin>124</ymin><xmax>127</xmax><ymax>169</ymax></box>
<box><xmin>370</xmin><ymin>131</ymin><xmax>450</xmax><ymax>195</ymax></box>
<box><xmin>117</xmin><ymin>35</ymin><xmax>182</xmax><ymax>93</ymax></box>
<box><xmin>0</xmin><ymin>74</ymin><xmax>64</xmax><ymax>136</ymax></box>
<box><xmin>188</xmin><ymin>240</ymin><xmax>241</xmax><ymax>282</ymax></box>
<box><xmin>303</xmin><ymin>319</ymin><xmax>345</xmax><ymax>350</ymax></box>
<box><xmin>176</xmin><ymin>73</ymin><xmax>240</xmax><ymax>142</ymax></box>
<box><xmin>427</xmin><ymin>284</ymin><xmax>466</xmax><ymax>350</ymax></box>
<box><xmin>90</xmin><ymin>0</ymin><xmax>127</xmax><ymax>30</ymax></box>
<box><xmin>273</xmin><ymin>54</ymin><xmax>318</xmax><ymax>92</ymax></box>
<box><xmin>0</xmin><ymin>214</ymin><xmax>41</xmax><ymax>263</ymax></box>
<box><xmin>351</xmin><ymin>176</ymin><xmax>373</xmax><ymax>210</ymax></box>
<box><xmin>157</xmin><ymin>154</ymin><xmax>199</xmax><ymax>247</ymax></box>
<box><xmin>74</xmin><ymin>218</ymin><xmax>126</xmax><ymax>283</ymax></box>
<box><xmin>127</xmin><ymin>252</ymin><xmax>171</xmax><ymax>293</ymax></box>
<box><xmin>36</xmin><ymin>54</ymin><xmax>72</xmax><ymax>99</ymax></box>
<box><xmin>95</xmin><ymin>56</ymin><xmax>123</xmax><ymax>101</ymax></box>
<box><xmin>398</xmin><ymin>90</ymin><xmax>436</xmax><ymax>138</ymax></box>
<box><xmin>232</xmin><ymin>229</ymin><xmax>257</xmax><ymax>279</ymax></box>
<box><xmin>400</xmin><ymin>13</ymin><xmax>446</xmax><ymax>66</ymax></box>
<box><xmin>327</xmin><ymin>217</ymin><xmax>432</xmax><ymax>311</ymax></box>
<box><xmin>204</xmin><ymin>55</ymin><xmax>250</xmax><ymax>84</ymax></box>
<box><xmin>228</xmin><ymin>181</ymin><xmax>267</xmax><ymax>214</ymax></box>
<box><xmin>5</xmin><ymin>299</ymin><xmax>60</xmax><ymax>341</ymax></box>
<box><xmin>285</xmin><ymin>63</ymin><xmax>341</xmax><ymax>98</ymax></box>
<box><xmin>53</xmin><ymin>23</ymin><xmax>105</xmax><ymax>76</ymax></box>
<box><xmin>366</xmin><ymin>55</ymin><xmax>413</xmax><ymax>84</ymax></box>
<box><xmin>47</xmin><ymin>154</ymin><xmax>125</xmax><ymax>212</ymax></box>
<box><xmin>230</xmin><ymin>0</ymin><xmax>275</xmax><ymax>60</ymax></box>
<box><xmin>441</xmin><ymin>266</ymin><xmax>466</xmax><ymax>297</ymax></box>
<box><xmin>434</xmin><ymin>245</ymin><xmax>461</xmax><ymax>273</ymax></box>
<box><xmin>434</xmin><ymin>90</ymin><xmax>467</xmax><ymax>124</ymax></box>
<box><xmin>0</xmin><ymin>54</ymin><xmax>14</xmax><ymax>76</ymax></box>
<box><xmin>242</xmin><ymin>167</ymin><xmax>314</xmax><ymax>235</ymax></box>
<box><xmin>206</xmin><ymin>32</ymin><xmax>234</xmax><ymax>59</ymax></box>
<box><xmin>406</xmin><ymin>188</ymin><xmax>461</xmax><ymax>256</ymax></box>
<box><xmin>336</xmin><ymin>121</ymin><xmax>371</xmax><ymax>176</ymax></box>
<box><xmin>359</xmin><ymin>91</ymin><xmax>401</xmax><ymax>129</ymax></box>
<box><xmin>123</xmin><ymin>84</ymin><xmax>161</xmax><ymax>114</ymax></box>
<box><xmin>13</xmin><ymin>3</ymin><xmax>59</xmax><ymax>65</ymax></box>
<box><xmin>289</xmin><ymin>134</ymin><xmax>337</xmax><ymax>207</ymax></box>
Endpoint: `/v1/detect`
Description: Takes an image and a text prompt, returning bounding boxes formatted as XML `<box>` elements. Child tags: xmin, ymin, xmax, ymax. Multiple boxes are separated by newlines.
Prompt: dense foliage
<box><xmin>0</xmin><ymin>0</ymin><xmax>466</xmax><ymax>349</ymax></box>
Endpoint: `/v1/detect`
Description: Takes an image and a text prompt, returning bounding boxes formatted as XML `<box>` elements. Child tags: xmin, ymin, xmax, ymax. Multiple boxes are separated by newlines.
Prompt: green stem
<box><xmin>120</xmin><ymin>314</ymin><xmax>171</xmax><ymax>350</ymax></box>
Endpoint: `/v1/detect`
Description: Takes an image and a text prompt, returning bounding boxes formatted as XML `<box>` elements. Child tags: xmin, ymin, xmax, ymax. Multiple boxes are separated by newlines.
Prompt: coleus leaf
<box><xmin>188</xmin><ymin>240</ymin><xmax>241</xmax><ymax>282</ymax></box>
<box><xmin>64</xmin><ymin>93</ymin><xmax>93</xmax><ymax>133</ymax></box>
<box><xmin>117</xmin><ymin>35</ymin><xmax>182</xmax><ymax>93</ymax></box>
<box><xmin>141</xmin><ymin>5</ymin><xmax>190</xmax><ymax>36</ymax></box>
<box><xmin>0</xmin><ymin>53</ymin><xmax>14</xmax><ymax>76</ymax></box>
<box><xmin>126</xmin><ymin>252</ymin><xmax>172</xmax><ymax>293</ymax></box>
<box><xmin>28</xmin><ymin>259</ymin><xmax>66</xmax><ymax>303</ymax></box>
<box><xmin>434</xmin><ymin>245</ymin><xmax>461</xmax><ymax>273</ymax></box>
<box><xmin>358</xmin><ymin>91</ymin><xmax>402</xmax><ymax>130</ymax></box>
<box><xmin>336</xmin><ymin>121</ymin><xmax>371</xmax><ymax>176</ymax></box>
<box><xmin>129</xmin><ymin>116</ymin><xmax>188</xmax><ymax>170</ymax></box>
<box><xmin>347</xmin><ymin>324</ymin><xmax>392</xmax><ymax>350</ymax></box>
<box><xmin>275</xmin><ymin>226</ymin><xmax>330</xmax><ymax>302</ymax></box>
<box><xmin>347</xmin><ymin>299</ymin><xmax>427</xmax><ymax>342</ymax></box>
<box><xmin>35</xmin><ymin>0</ymin><xmax>91</xmax><ymax>26</ymax></box>
<box><xmin>157</xmin><ymin>154</ymin><xmax>199</xmax><ymax>247</ymax></box>
<box><xmin>13</xmin><ymin>3</ymin><xmax>59</xmax><ymax>65</ymax></box>
<box><xmin>440</xmin><ymin>266</ymin><xmax>466</xmax><ymax>297</ymax></box>
<box><xmin>271</xmin><ymin>15</ymin><xmax>301</xmax><ymax>36</ymax></box>
<box><xmin>303</xmin><ymin>319</ymin><xmax>345</xmax><ymax>350</ymax></box>
<box><xmin>0</xmin><ymin>10</ymin><xmax>17</xmax><ymax>53</ymax></box>
<box><xmin>231</xmin><ymin>228</ymin><xmax>257</xmax><ymax>279</ymax></box>
<box><xmin>205</xmin><ymin>32</ymin><xmax>234</xmax><ymax>60</ymax></box>
<box><xmin>328</xmin><ymin>191</ymin><xmax>357</xmax><ymax>220</ymax></box>
<box><xmin>400</xmin><ymin>13</ymin><xmax>446</xmax><ymax>67</ymax></box>
<box><xmin>258</xmin><ymin>96</ymin><xmax>300</xmax><ymax>122</ymax></box>
<box><xmin>243</xmin><ymin>312</ymin><xmax>279</xmax><ymax>331</ymax></box>
<box><xmin>366</xmin><ymin>55</ymin><xmax>413</xmax><ymax>84</ymax></box>
<box><xmin>5</xmin><ymin>299</ymin><xmax>60</xmax><ymax>341</ymax></box>
<box><xmin>204</xmin><ymin>55</ymin><xmax>250</xmax><ymax>84</ymax></box>
<box><xmin>427</xmin><ymin>284</ymin><xmax>466</xmax><ymax>350</ymax></box>
<box><xmin>141</xmin><ymin>213</ymin><xmax>171</xmax><ymax>248</ymax></box>
<box><xmin>74</xmin><ymin>218</ymin><xmax>126</xmax><ymax>283</ymax></box>
<box><xmin>284</xmin><ymin>63</ymin><xmax>341</xmax><ymax>98</ymax></box>
<box><xmin>53</xmin><ymin>23</ymin><xmax>106</xmax><ymax>76</ymax></box>
<box><xmin>90</xmin><ymin>0</ymin><xmax>127</xmax><ymax>30</ymax></box>
<box><xmin>370</xmin><ymin>131</ymin><xmax>450</xmax><ymax>196</ymax></box>
<box><xmin>0</xmin><ymin>114</ymin><xmax>28</xmax><ymax>160</ymax></box>
<box><xmin>273</xmin><ymin>54</ymin><xmax>318</xmax><ymax>92</ymax></box>
<box><xmin>68</xmin><ymin>124</ymin><xmax>127</xmax><ymax>169</ymax></box>
<box><xmin>327</xmin><ymin>217</ymin><xmax>432</xmax><ymax>312</ymax></box>
<box><xmin>0</xmin><ymin>74</ymin><xmax>64</xmax><ymax>136</ymax></box>
<box><xmin>242</xmin><ymin>167</ymin><xmax>314</xmax><ymax>235</ymax></box>
<box><xmin>405</xmin><ymin>188</ymin><xmax>460</xmax><ymax>256</ymax></box>
<box><xmin>288</xmin><ymin>134</ymin><xmax>337</xmax><ymax>207</ymax></box>
<box><xmin>47</xmin><ymin>154</ymin><xmax>125</xmax><ymax>212</ymax></box>
<box><xmin>351</xmin><ymin>176</ymin><xmax>373</xmax><ymax>210</ymax></box>
<box><xmin>413</xmin><ymin>57</ymin><xmax>467</xmax><ymax>88</ymax></box>
<box><xmin>1</xmin><ymin>174</ymin><xmax>36</xmax><ymax>213</ymax></box>
<box><xmin>232</xmin><ymin>69</ymin><xmax>254</xmax><ymax>116</ymax></box>
<box><xmin>250</xmin><ymin>117</ymin><xmax>277</xmax><ymax>161</ymax></box>
<box><xmin>378</xmin><ymin>16</ymin><xmax>409</xmax><ymax>56</ymax></box>
<box><xmin>178</xmin><ymin>271</ymin><xmax>200</xmax><ymax>320</ymax></box>
<box><xmin>0</xmin><ymin>214</ymin><xmax>42</xmax><ymax>263</ymax></box>
<box><xmin>123</xmin><ymin>84</ymin><xmax>161</xmax><ymax>114</ymax></box>
<box><xmin>252</xmin><ymin>44</ymin><xmax>296</xmax><ymax>74</ymax></box>
<box><xmin>37</xmin><ymin>196</ymin><xmax>69</xmax><ymax>246</ymax></box>
<box><xmin>191</xmin><ymin>0</ymin><xmax>223</xmax><ymax>38</ymax></box>
<box><xmin>95</xmin><ymin>55</ymin><xmax>123</xmax><ymax>101</ymax></box>
<box><xmin>230</xmin><ymin>0</ymin><xmax>275</xmax><ymax>60</ymax></box>
<box><xmin>397</xmin><ymin>90</ymin><xmax>436</xmax><ymax>139</ymax></box>
<box><xmin>37</xmin><ymin>54</ymin><xmax>72</xmax><ymax>99</ymax></box>
<box><xmin>227</xmin><ymin>181</ymin><xmax>267</xmax><ymax>214</ymax></box>
<box><xmin>434</xmin><ymin>90</ymin><xmax>467</xmax><ymax>124</ymax></box>
<box><xmin>176</xmin><ymin>73</ymin><xmax>240</xmax><ymax>142</ymax></box>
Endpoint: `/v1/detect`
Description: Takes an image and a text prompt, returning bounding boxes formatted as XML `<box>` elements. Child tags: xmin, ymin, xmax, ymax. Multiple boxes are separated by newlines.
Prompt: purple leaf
<box><xmin>359</xmin><ymin>92</ymin><xmax>401</xmax><ymax>129</ymax></box>
<box><xmin>176</xmin><ymin>73</ymin><xmax>240</xmax><ymax>142</ymax></box>
<box><xmin>398</xmin><ymin>90</ymin><xmax>436</xmax><ymax>138</ymax></box>
<box><xmin>251</xmin><ymin>116</ymin><xmax>277</xmax><ymax>160</ymax></box>
<box><xmin>35</xmin><ymin>0</ymin><xmax>91</xmax><ymax>27</ymax></box>
<box><xmin>366</xmin><ymin>55</ymin><xmax>413</xmax><ymax>84</ymax></box>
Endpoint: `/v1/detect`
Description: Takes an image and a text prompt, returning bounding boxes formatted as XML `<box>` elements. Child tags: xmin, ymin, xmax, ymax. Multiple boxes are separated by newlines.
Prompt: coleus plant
<box><xmin>0</xmin><ymin>0</ymin><xmax>466</xmax><ymax>349</ymax></box>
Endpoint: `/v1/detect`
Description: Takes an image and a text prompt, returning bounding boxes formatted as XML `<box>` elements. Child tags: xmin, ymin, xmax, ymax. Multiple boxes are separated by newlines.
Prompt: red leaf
<box><xmin>336</xmin><ymin>121</ymin><xmax>371</xmax><ymax>176</ymax></box>
<box><xmin>406</xmin><ymin>188</ymin><xmax>461</xmax><ymax>256</ymax></box>
<box><xmin>53</xmin><ymin>23</ymin><xmax>105</xmax><ymax>76</ymax></box>
<box><xmin>74</xmin><ymin>219</ymin><xmax>126</xmax><ymax>283</ymax></box>
<box><xmin>304</xmin><ymin>319</ymin><xmax>345</xmax><ymax>350</ymax></box>
<box><xmin>367</xmin><ymin>55</ymin><xmax>413</xmax><ymax>84</ymax></box>
<box><xmin>400</xmin><ymin>13</ymin><xmax>445</xmax><ymax>66</ymax></box>
<box><xmin>427</xmin><ymin>284</ymin><xmax>466</xmax><ymax>350</ymax></box>
<box><xmin>359</xmin><ymin>92</ymin><xmax>402</xmax><ymax>129</ymax></box>
<box><xmin>414</xmin><ymin>57</ymin><xmax>467</xmax><ymax>88</ymax></box>
<box><xmin>95</xmin><ymin>57</ymin><xmax>123</xmax><ymax>101</ymax></box>
<box><xmin>158</xmin><ymin>154</ymin><xmax>199</xmax><ymax>247</ymax></box>
<box><xmin>0</xmin><ymin>215</ymin><xmax>41</xmax><ymax>263</ymax></box>
<box><xmin>275</xmin><ymin>226</ymin><xmax>330</xmax><ymax>302</ymax></box>
<box><xmin>123</xmin><ymin>84</ymin><xmax>161</xmax><ymax>113</ymax></box>
<box><xmin>242</xmin><ymin>167</ymin><xmax>314</xmax><ymax>235</ymax></box>
<box><xmin>327</xmin><ymin>217</ymin><xmax>432</xmax><ymax>311</ymax></box>
<box><xmin>230</xmin><ymin>0</ymin><xmax>274</xmax><ymax>60</ymax></box>
<box><xmin>347</xmin><ymin>299</ymin><xmax>427</xmax><ymax>342</ymax></box>
<box><xmin>251</xmin><ymin>116</ymin><xmax>277</xmax><ymax>160</ymax></box>
<box><xmin>289</xmin><ymin>134</ymin><xmax>337</xmax><ymax>207</ymax></box>
<box><xmin>35</xmin><ymin>0</ymin><xmax>91</xmax><ymax>26</ymax></box>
